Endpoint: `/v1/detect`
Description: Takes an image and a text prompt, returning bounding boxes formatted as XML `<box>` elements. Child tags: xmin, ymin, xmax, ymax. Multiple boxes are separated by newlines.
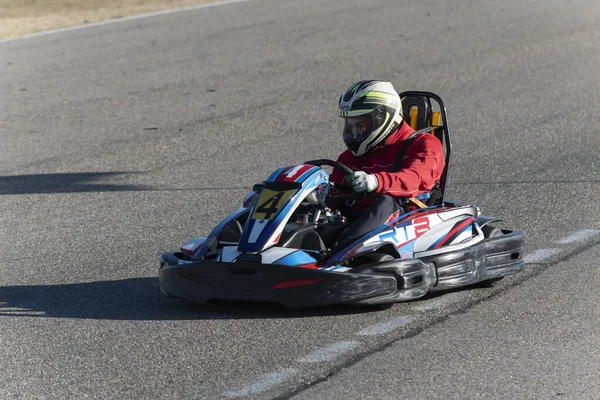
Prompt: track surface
<box><xmin>2</xmin><ymin>0</ymin><xmax>600</xmax><ymax>398</ymax></box>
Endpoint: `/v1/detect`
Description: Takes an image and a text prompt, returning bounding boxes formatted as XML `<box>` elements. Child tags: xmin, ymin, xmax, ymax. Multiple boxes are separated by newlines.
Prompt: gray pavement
<box><xmin>293</xmin><ymin>244</ymin><xmax>600</xmax><ymax>400</ymax></box>
<box><xmin>1</xmin><ymin>0</ymin><xmax>600</xmax><ymax>398</ymax></box>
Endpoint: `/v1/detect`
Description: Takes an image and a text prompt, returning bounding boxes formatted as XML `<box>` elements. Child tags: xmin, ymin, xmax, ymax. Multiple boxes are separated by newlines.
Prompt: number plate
<box><xmin>251</xmin><ymin>189</ymin><xmax>296</xmax><ymax>220</ymax></box>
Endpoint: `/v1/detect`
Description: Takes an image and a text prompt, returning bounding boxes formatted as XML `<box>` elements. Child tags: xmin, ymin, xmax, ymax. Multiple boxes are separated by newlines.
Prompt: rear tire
<box><xmin>352</xmin><ymin>252</ymin><xmax>395</xmax><ymax>268</ymax></box>
<box><xmin>478</xmin><ymin>225</ymin><xmax>505</xmax><ymax>286</ymax></box>
<box><xmin>369</xmin><ymin>303</ymin><xmax>394</xmax><ymax>311</ymax></box>
<box><xmin>482</xmin><ymin>225</ymin><xmax>503</xmax><ymax>238</ymax></box>
<box><xmin>475</xmin><ymin>277</ymin><xmax>504</xmax><ymax>288</ymax></box>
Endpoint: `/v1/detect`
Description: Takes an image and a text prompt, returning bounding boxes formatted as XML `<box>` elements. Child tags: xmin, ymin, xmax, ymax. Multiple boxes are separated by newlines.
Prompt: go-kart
<box><xmin>158</xmin><ymin>91</ymin><xmax>525</xmax><ymax>307</ymax></box>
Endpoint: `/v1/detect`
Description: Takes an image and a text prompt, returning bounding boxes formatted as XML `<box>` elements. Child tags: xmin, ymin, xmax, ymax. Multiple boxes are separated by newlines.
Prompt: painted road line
<box><xmin>298</xmin><ymin>341</ymin><xmax>361</xmax><ymax>363</ymax></box>
<box><xmin>557</xmin><ymin>229</ymin><xmax>600</xmax><ymax>244</ymax></box>
<box><xmin>356</xmin><ymin>316</ymin><xmax>414</xmax><ymax>336</ymax></box>
<box><xmin>226</xmin><ymin>368</ymin><xmax>297</xmax><ymax>398</ymax></box>
<box><xmin>0</xmin><ymin>310</ymin><xmax>47</xmax><ymax>316</ymax></box>
<box><xmin>0</xmin><ymin>0</ymin><xmax>257</xmax><ymax>44</ymax></box>
<box><xmin>524</xmin><ymin>248</ymin><xmax>562</xmax><ymax>264</ymax></box>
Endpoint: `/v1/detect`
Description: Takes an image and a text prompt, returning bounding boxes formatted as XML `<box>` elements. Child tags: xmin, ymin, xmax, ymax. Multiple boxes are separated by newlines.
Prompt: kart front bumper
<box><xmin>159</xmin><ymin>253</ymin><xmax>398</xmax><ymax>308</ymax></box>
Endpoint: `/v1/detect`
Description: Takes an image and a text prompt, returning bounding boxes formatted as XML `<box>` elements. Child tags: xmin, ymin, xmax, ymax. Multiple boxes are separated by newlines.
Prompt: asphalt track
<box><xmin>1</xmin><ymin>0</ymin><xmax>600</xmax><ymax>398</ymax></box>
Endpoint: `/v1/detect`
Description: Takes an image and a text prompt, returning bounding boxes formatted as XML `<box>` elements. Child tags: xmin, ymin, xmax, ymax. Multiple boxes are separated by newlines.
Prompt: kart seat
<box><xmin>401</xmin><ymin>94</ymin><xmax>445</xmax><ymax>146</ymax></box>
<box><xmin>426</xmin><ymin>188</ymin><xmax>443</xmax><ymax>206</ymax></box>
<box><xmin>400</xmin><ymin>91</ymin><xmax>450</xmax><ymax>207</ymax></box>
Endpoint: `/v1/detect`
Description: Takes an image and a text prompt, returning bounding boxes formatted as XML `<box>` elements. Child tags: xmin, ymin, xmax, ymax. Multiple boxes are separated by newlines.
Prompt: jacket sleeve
<box><xmin>372</xmin><ymin>134</ymin><xmax>445</xmax><ymax>198</ymax></box>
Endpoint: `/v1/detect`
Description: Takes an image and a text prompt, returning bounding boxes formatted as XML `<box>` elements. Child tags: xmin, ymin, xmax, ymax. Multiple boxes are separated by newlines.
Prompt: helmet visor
<box><xmin>341</xmin><ymin>116</ymin><xmax>373</xmax><ymax>143</ymax></box>
<box><xmin>340</xmin><ymin>106</ymin><xmax>387</xmax><ymax>144</ymax></box>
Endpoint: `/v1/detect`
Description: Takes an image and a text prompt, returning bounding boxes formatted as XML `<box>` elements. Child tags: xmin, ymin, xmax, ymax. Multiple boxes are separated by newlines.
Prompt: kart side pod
<box><xmin>353</xmin><ymin>259</ymin><xmax>436</xmax><ymax>305</ymax></box>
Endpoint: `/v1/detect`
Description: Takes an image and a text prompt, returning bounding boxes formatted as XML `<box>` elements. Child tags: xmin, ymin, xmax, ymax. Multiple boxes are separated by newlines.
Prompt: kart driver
<box><xmin>329</xmin><ymin>80</ymin><xmax>445</xmax><ymax>253</ymax></box>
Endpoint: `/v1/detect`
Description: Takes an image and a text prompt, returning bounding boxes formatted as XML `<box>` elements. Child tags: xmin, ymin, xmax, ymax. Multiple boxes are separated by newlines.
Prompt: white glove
<box><xmin>347</xmin><ymin>171</ymin><xmax>378</xmax><ymax>193</ymax></box>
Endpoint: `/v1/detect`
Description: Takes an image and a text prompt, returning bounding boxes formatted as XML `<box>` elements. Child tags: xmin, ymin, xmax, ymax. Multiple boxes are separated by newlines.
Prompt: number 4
<box><xmin>255</xmin><ymin>192</ymin><xmax>283</xmax><ymax>220</ymax></box>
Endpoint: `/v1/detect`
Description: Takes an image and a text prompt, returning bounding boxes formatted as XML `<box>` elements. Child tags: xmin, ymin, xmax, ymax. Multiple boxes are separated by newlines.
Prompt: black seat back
<box><xmin>402</xmin><ymin>95</ymin><xmax>432</xmax><ymax>131</ymax></box>
<box><xmin>399</xmin><ymin>91</ymin><xmax>452</xmax><ymax>204</ymax></box>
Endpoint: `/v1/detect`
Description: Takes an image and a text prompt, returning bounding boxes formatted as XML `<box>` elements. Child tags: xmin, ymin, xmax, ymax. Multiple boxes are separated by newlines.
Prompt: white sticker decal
<box><xmin>285</xmin><ymin>165</ymin><xmax>304</xmax><ymax>179</ymax></box>
<box><xmin>248</xmin><ymin>220</ymin><xmax>267</xmax><ymax>243</ymax></box>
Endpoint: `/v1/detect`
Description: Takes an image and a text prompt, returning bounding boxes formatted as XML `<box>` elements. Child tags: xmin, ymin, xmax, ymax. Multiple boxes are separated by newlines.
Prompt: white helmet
<box><xmin>338</xmin><ymin>80</ymin><xmax>403</xmax><ymax>156</ymax></box>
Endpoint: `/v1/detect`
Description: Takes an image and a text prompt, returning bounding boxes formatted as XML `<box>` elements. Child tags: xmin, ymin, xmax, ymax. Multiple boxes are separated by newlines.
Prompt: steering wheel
<box><xmin>303</xmin><ymin>159</ymin><xmax>378</xmax><ymax>201</ymax></box>
<box><xmin>304</xmin><ymin>159</ymin><xmax>353</xmax><ymax>175</ymax></box>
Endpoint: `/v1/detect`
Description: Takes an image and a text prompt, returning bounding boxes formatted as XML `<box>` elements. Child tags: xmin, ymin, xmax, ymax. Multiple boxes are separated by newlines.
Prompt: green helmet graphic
<box><xmin>338</xmin><ymin>80</ymin><xmax>403</xmax><ymax>156</ymax></box>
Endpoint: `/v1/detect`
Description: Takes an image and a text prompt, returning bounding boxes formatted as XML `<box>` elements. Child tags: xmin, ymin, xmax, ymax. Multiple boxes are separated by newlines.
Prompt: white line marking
<box><xmin>225</xmin><ymin>368</ymin><xmax>297</xmax><ymax>398</ymax></box>
<box><xmin>0</xmin><ymin>0</ymin><xmax>256</xmax><ymax>44</ymax></box>
<box><xmin>557</xmin><ymin>229</ymin><xmax>600</xmax><ymax>244</ymax></box>
<box><xmin>0</xmin><ymin>309</ymin><xmax>47</xmax><ymax>316</ymax></box>
<box><xmin>298</xmin><ymin>341</ymin><xmax>361</xmax><ymax>363</ymax></box>
<box><xmin>356</xmin><ymin>316</ymin><xmax>414</xmax><ymax>336</ymax></box>
<box><xmin>524</xmin><ymin>248</ymin><xmax>562</xmax><ymax>264</ymax></box>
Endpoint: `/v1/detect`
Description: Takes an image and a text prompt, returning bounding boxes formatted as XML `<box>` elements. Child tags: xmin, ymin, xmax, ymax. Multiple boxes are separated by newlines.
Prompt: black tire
<box><xmin>474</xmin><ymin>227</ymin><xmax>505</xmax><ymax>287</ymax></box>
<box><xmin>475</xmin><ymin>277</ymin><xmax>504</xmax><ymax>288</ymax></box>
<box><xmin>351</xmin><ymin>253</ymin><xmax>397</xmax><ymax>309</ymax></box>
<box><xmin>369</xmin><ymin>303</ymin><xmax>394</xmax><ymax>311</ymax></box>
<box><xmin>474</xmin><ymin>224</ymin><xmax>505</xmax><ymax>287</ymax></box>
<box><xmin>480</xmin><ymin>226</ymin><xmax>505</xmax><ymax>285</ymax></box>
<box><xmin>482</xmin><ymin>225</ymin><xmax>503</xmax><ymax>238</ymax></box>
<box><xmin>352</xmin><ymin>252</ymin><xmax>396</xmax><ymax>268</ymax></box>
<box><xmin>160</xmin><ymin>288</ymin><xmax>199</xmax><ymax>308</ymax></box>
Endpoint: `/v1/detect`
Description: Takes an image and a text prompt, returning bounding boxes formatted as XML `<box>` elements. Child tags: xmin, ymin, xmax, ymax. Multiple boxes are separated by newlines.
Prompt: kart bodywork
<box><xmin>159</xmin><ymin>92</ymin><xmax>525</xmax><ymax>307</ymax></box>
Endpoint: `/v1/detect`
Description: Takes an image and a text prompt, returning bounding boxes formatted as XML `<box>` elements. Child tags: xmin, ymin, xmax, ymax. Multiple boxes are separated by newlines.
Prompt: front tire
<box><xmin>478</xmin><ymin>225</ymin><xmax>504</xmax><ymax>286</ymax></box>
<box><xmin>351</xmin><ymin>253</ymin><xmax>397</xmax><ymax>310</ymax></box>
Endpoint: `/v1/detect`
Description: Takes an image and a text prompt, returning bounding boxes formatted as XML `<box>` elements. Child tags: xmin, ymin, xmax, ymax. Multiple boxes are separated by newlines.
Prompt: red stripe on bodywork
<box><xmin>275</xmin><ymin>165</ymin><xmax>314</xmax><ymax>182</ymax></box>
<box><xmin>388</xmin><ymin>208</ymin><xmax>440</xmax><ymax>228</ymax></box>
<box><xmin>271</xmin><ymin>278</ymin><xmax>323</xmax><ymax>289</ymax></box>
<box><xmin>181</xmin><ymin>242</ymin><xmax>204</xmax><ymax>256</ymax></box>
<box><xmin>385</xmin><ymin>210</ymin><xmax>402</xmax><ymax>225</ymax></box>
<box><xmin>299</xmin><ymin>263</ymin><xmax>320</xmax><ymax>269</ymax></box>
<box><xmin>435</xmin><ymin>217</ymin><xmax>474</xmax><ymax>248</ymax></box>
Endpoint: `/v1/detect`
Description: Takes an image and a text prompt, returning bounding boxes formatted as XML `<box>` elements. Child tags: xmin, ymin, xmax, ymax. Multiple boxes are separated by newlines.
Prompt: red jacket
<box><xmin>330</xmin><ymin>122</ymin><xmax>445</xmax><ymax>210</ymax></box>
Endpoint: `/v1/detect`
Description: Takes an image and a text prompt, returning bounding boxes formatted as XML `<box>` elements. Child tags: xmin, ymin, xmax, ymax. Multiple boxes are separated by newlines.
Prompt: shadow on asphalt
<box><xmin>0</xmin><ymin>278</ymin><xmax>378</xmax><ymax>320</ymax></box>
<box><xmin>0</xmin><ymin>172</ymin><xmax>151</xmax><ymax>195</ymax></box>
